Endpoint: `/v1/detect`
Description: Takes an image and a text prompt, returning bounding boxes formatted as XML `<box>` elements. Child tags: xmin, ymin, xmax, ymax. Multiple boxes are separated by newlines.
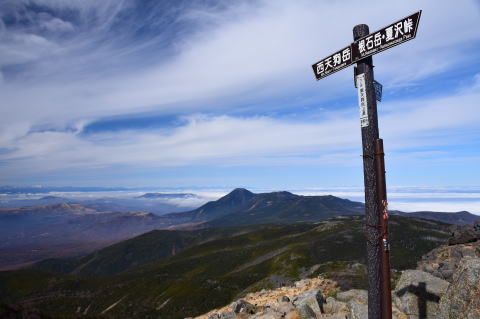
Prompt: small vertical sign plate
<box><xmin>373</xmin><ymin>80</ymin><xmax>382</xmax><ymax>102</ymax></box>
<box><xmin>356</xmin><ymin>74</ymin><xmax>369</xmax><ymax>127</ymax></box>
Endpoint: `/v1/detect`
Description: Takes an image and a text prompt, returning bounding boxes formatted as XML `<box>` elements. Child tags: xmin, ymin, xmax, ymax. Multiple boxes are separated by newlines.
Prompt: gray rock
<box><xmin>437</xmin><ymin>257</ymin><xmax>480</xmax><ymax>319</ymax></box>
<box><xmin>294</xmin><ymin>279</ymin><xmax>308</xmax><ymax>288</ymax></box>
<box><xmin>394</xmin><ymin>269</ymin><xmax>449</xmax><ymax>318</ymax></box>
<box><xmin>293</xmin><ymin>289</ymin><xmax>324</xmax><ymax>316</ymax></box>
<box><xmin>296</xmin><ymin>304</ymin><xmax>316</xmax><ymax>319</ymax></box>
<box><xmin>347</xmin><ymin>300</ymin><xmax>367</xmax><ymax>319</ymax></box>
<box><xmin>250</xmin><ymin>310</ymin><xmax>283</xmax><ymax>319</ymax></box>
<box><xmin>276</xmin><ymin>303</ymin><xmax>295</xmax><ymax>316</ymax></box>
<box><xmin>336</xmin><ymin>289</ymin><xmax>368</xmax><ymax>304</ymax></box>
<box><xmin>220</xmin><ymin>311</ymin><xmax>236</xmax><ymax>319</ymax></box>
<box><xmin>323</xmin><ymin>314</ymin><xmax>348</xmax><ymax>319</ymax></box>
<box><xmin>278</xmin><ymin>295</ymin><xmax>290</xmax><ymax>303</ymax></box>
<box><xmin>208</xmin><ymin>315</ymin><xmax>220</xmax><ymax>319</ymax></box>
<box><xmin>439</xmin><ymin>269</ymin><xmax>453</xmax><ymax>280</ymax></box>
<box><xmin>232</xmin><ymin>299</ymin><xmax>257</xmax><ymax>314</ymax></box>
<box><xmin>448</xmin><ymin>224</ymin><xmax>480</xmax><ymax>245</ymax></box>
<box><xmin>417</xmin><ymin>241</ymin><xmax>480</xmax><ymax>282</ymax></box>
<box><xmin>323</xmin><ymin>297</ymin><xmax>348</xmax><ymax>314</ymax></box>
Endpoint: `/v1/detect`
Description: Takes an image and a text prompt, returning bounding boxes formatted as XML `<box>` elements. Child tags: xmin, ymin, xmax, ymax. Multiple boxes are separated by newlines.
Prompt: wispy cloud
<box><xmin>1</xmin><ymin>81</ymin><xmax>479</xmax><ymax>179</ymax></box>
<box><xmin>0</xmin><ymin>0</ymin><xmax>479</xmax><ymax>186</ymax></box>
<box><xmin>2</xmin><ymin>1</ymin><xmax>479</xmax><ymax>124</ymax></box>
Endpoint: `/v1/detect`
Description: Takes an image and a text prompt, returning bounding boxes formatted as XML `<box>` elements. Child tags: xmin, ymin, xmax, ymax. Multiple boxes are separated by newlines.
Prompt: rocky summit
<box><xmin>194</xmin><ymin>224</ymin><xmax>480</xmax><ymax>319</ymax></box>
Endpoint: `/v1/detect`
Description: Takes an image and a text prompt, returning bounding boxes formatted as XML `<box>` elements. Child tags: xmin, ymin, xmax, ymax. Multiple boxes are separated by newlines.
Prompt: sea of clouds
<box><xmin>1</xmin><ymin>186</ymin><xmax>479</xmax><ymax>215</ymax></box>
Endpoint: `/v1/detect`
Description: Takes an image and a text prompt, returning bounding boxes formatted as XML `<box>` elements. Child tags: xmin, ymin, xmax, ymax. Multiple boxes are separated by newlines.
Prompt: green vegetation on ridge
<box><xmin>32</xmin><ymin>227</ymin><xmax>251</xmax><ymax>276</ymax></box>
<box><xmin>0</xmin><ymin>215</ymin><xmax>450</xmax><ymax>319</ymax></box>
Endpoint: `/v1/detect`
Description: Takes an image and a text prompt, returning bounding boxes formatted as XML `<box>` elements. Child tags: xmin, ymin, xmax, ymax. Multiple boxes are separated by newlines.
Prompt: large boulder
<box><xmin>335</xmin><ymin>289</ymin><xmax>368</xmax><ymax>304</ymax></box>
<box><xmin>448</xmin><ymin>224</ymin><xmax>480</xmax><ymax>245</ymax></box>
<box><xmin>292</xmin><ymin>289</ymin><xmax>324</xmax><ymax>317</ymax></box>
<box><xmin>437</xmin><ymin>257</ymin><xmax>480</xmax><ymax>319</ymax></box>
<box><xmin>232</xmin><ymin>300</ymin><xmax>257</xmax><ymax>315</ymax></box>
<box><xmin>322</xmin><ymin>289</ymin><xmax>368</xmax><ymax>319</ymax></box>
<box><xmin>323</xmin><ymin>296</ymin><xmax>348</xmax><ymax>314</ymax></box>
<box><xmin>296</xmin><ymin>304</ymin><xmax>316</xmax><ymax>319</ymax></box>
<box><xmin>347</xmin><ymin>300</ymin><xmax>368</xmax><ymax>319</ymax></box>
<box><xmin>394</xmin><ymin>270</ymin><xmax>449</xmax><ymax>318</ymax></box>
<box><xmin>417</xmin><ymin>241</ymin><xmax>480</xmax><ymax>282</ymax></box>
<box><xmin>219</xmin><ymin>311</ymin><xmax>236</xmax><ymax>319</ymax></box>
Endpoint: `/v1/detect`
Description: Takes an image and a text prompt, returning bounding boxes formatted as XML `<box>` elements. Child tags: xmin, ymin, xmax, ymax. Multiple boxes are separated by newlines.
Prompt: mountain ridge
<box><xmin>164</xmin><ymin>188</ymin><xmax>364</xmax><ymax>227</ymax></box>
<box><xmin>0</xmin><ymin>215</ymin><xmax>453</xmax><ymax>318</ymax></box>
<box><xmin>391</xmin><ymin>210</ymin><xmax>479</xmax><ymax>226</ymax></box>
<box><xmin>168</xmin><ymin>188</ymin><xmax>478</xmax><ymax>227</ymax></box>
<box><xmin>1</xmin><ymin>188</ymin><xmax>478</xmax><ymax>270</ymax></box>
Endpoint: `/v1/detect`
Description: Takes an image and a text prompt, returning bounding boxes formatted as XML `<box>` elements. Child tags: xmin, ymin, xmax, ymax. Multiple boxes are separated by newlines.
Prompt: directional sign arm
<box><xmin>352</xmin><ymin>11</ymin><xmax>422</xmax><ymax>61</ymax></box>
<box><xmin>311</xmin><ymin>45</ymin><xmax>353</xmax><ymax>80</ymax></box>
<box><xmin>311</xmin><ymin>10</ymin><xmax>422</xmax><ymax>81</ymax></box>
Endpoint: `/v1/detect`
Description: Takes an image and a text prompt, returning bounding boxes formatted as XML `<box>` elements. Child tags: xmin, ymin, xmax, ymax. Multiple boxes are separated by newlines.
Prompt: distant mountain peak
<box><xmin>229</xmin><ymin>188</ymin><xmax>254</xmax><ymax>195</ymax></box>
<box><xmin>218</xmin><ymin>188</ymin><xmax>253</xmax><ymax>203</ymax></box>
<box><xmin>39</xmin><ymin>196</ymin><xmax>64</xmax><ymax>200</ymax></box>
<box><xmin>220</xmin><ymin>188</ymin><xmax>256</xmax><ymax>202</ymax></box>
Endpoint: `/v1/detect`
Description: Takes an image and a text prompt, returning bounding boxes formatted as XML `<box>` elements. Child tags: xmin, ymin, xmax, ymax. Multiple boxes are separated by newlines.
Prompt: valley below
<box><xmin>0</xmin><ymin>188</ymin><xmax>478</xmax><ymax>318</ymax></box>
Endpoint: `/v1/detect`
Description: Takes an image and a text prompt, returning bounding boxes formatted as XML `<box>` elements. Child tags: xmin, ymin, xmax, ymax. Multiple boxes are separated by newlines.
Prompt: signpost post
<box><xmin>310</xmin><ymin>11</ymin><xmax>422</xmax><ymax>319</ymax></box>
<box><xmin>354</xmin><ymin>24</ymin><xmax>383</xmax><ymax>318</ymax></box>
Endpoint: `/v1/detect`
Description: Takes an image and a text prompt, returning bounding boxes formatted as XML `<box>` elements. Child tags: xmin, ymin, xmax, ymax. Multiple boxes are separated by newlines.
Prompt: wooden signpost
<box><xmin>311</xmin><ymin>11</ymin><xmax>422</xmax><ymax>319</ymax></box>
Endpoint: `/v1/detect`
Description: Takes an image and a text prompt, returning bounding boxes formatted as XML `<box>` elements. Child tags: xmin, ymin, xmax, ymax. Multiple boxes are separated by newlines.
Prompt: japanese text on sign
<box><xmin>312</xmin><ymin>46</ymin><xmax>353</xmax><ymax>80</ymax></box>
<box><xmin>352</xmin><ymin>11</ymin><xmax>421</xmax><ymax>61</ymax></box>
<box><xmin>310</xmin><ymin>11</ymin><xmax>421</xmax><ymax>81</ymax></box>
<box><xmin>356</xmin><ymin>74</ymin><xmax>369</xmax><ymax>127</ymax></box>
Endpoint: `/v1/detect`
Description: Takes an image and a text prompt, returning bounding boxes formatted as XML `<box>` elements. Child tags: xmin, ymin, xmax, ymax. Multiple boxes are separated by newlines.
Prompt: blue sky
<box><xmin>1</xmin><ymin>0</ymin><xmax>480</xmax><ymax>191</ymax></box>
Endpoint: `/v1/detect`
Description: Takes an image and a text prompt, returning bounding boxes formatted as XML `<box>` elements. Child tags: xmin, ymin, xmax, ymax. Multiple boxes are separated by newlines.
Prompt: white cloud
<box><xmin>0</xmin><ymin>32</ymin><xmax>59</xmax><ymax>65</ymax></box>
<box><xmin>0</xmin><ymin>115</ymin><xmax>357</xmax><ymax>175</ymax></box>
<box><xmin>390</xmin><ymin>201</ymin><xmax>480</xmax><ymax>215</ymax></box>
<box><xmin>0</xmin><ymin>0</ymin><xmax>479</xmax><ymax>184</ymax></box>
<box><xmin>380</xmin><ymin>90</ymin><xmax>480</xmax><ymax>146</ymax></box>
<box><xmin>292</xmin><ymin>186</ymin><xmax>480</xmax><ymax>214</ymax></box>
<box><xmin>1</xmin><ymin>1</ymin><xmax>479</xmax><ymax>132</ymax></box>
<box><xmin>39</xmin><ymin>16</ymin><xmax>74</xmax><ymax>33</ymax></box>
<box><xmin>0</xmin><ymin>82</ymin><xmax>479</xmax><ymax>178</ymax></box>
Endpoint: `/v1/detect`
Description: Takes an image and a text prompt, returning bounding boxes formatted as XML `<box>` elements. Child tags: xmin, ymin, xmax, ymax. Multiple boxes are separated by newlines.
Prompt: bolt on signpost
<box><xmin>310</xmin><ymin>11</ymin><xmax>422</xmax><ymax>319</ymax></box>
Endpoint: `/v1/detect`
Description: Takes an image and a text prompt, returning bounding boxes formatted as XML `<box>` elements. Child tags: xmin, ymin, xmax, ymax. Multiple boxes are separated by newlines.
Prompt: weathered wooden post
<box><xmin>310</xmin><ymin>10</ymin><xmax>421</xmax><ymax>319</ymax></box>
<box><xmin>353</xmin><ymin>23</ymin><xmax>383</xmax><ymax>319</ymax></box>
